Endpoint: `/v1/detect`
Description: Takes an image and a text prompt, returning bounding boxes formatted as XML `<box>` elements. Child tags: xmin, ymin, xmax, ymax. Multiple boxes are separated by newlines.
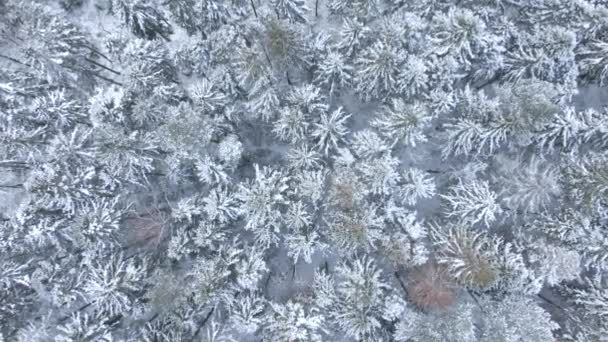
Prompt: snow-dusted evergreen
<box><xmin>1</xmin><ymin>0</ymin><xmax>608</xmax><ymax>340</ymax></box>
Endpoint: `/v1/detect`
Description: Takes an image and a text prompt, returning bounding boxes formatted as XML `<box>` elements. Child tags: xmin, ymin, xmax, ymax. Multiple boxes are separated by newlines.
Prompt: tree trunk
<box><xmin>83</xmin><ymin>45</ymin><xmax>112</xmax><ymax>63</ymax></box>
<box><xmin>250</xmin><ymin>0</ymin><xmax>258</xmax><ymax>18</ymax></box>
<box><xmin>286</xmin><ymin>70</ymin><xmax>293</xmax><ymax>85</ymax></box>
<box><xmin>394</xmin><ymin>272</ymin><xmax>409</xmax><ymax>297</ymax></box>
<box><xmin>84</xmin><ymin>57</ymin><xmax>121</xmax><ymax>75</ymax></box>
<box><xmin>190</xmin><ymin>308</ymin><xmax>215</xmax><ymax>342</ymax></box>
<box><xmin>0</xmin><ymin>54</ymin><xmax>30</xmax><ymax>67</ymax></box>
<box><xmin>0</xmin><ymin>184</ymin><xmax>23</xmax><ymax>189</ymax></box>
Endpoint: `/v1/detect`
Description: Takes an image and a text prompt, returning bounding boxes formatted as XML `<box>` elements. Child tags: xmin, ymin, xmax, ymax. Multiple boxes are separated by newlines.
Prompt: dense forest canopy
<box><xmin>1</xmin><ymin>0</ymin><xmax>608</xmax><ymax>341</ymax></box>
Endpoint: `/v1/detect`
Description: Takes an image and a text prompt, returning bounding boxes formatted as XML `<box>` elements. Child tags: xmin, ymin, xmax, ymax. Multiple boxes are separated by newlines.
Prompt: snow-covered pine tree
<box><xmin>2</xmin><ymin>0</ymin><xmax>608</xmax><ymax>340</ymax></box>
<box><xmin>112</xmin><ymin>0</ymin><xmax>174</xmax><ymax>41</ymax></box>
